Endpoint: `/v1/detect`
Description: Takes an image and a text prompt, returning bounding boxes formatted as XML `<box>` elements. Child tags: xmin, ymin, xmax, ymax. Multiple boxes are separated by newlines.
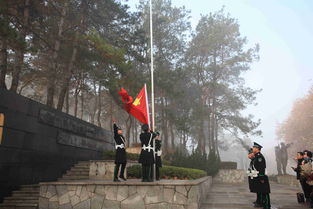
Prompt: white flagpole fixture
<box><xmin>149</xmin><ymin>0</ymin><xmax>156</xmax><ymax>181</ymax></box>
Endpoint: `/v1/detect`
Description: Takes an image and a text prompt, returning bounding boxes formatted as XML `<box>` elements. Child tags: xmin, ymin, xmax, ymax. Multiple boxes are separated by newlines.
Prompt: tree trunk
<box><xmin>161</xmin><ymin>97</ymin><xmax>169</xmax><ymax>152</ymax></box>
<box><xmin>134</xmin><ymin>120</ymin><xmax>138</xmax><ymax>143</ymax></box>
<box><xmin>56</xmin><ymin>1</ymin><xmax>84</xmax><ymax>111</ymax></box>
<box><xmin>90</xmin><ymin>84</ymin><xmax>96</xmax><ymax>124</ymax></box>
<box><xmin>46</xmin><ymin>1</ymin><xmax>68</xmax><ymax>107</ymax></box>
<box><xmin>170</xmin><ymin>122</ymin><xmax>175</xmax><ymax>149</ymax></box>
<box><xmin>10</xmin><ymin>49</ymin><xmax>23</xmax><ymax>92</ymax></box>
<box><xmin>215</xmin><ymin>117</ymin><xmax>220</xmax><ymax>159</ymax></box>
<box><xmin>56</xmin><ymin>43</ymin><xmax>78</xmax><ymax>110</ymax></box>
<box><xmin>65</xmin><ymin>87</ymin><xmax>69</xmax><ymax>113</ymax></box>
<box><xmin>0</xmin><ymin>39</ymin><xmax>8</xmax><ymax>89</ymax></box>
<box><xmin>80</xmin><ymin>90</ymin><xmax>84</xmax><ymax>120</ymax></box>
<box><xmin>74</xmin><ymin>91</ymin><xmax>79</xmax><ymax>117</ymax></box>
<box><xmin>10</xmin><ymin>0</ymin><xmax>30</xmax><ymax>92</ymax></box>
<box><xmin>110</xmin><ymin>98</ymin><xmax>113</xmax><ymax>132</ymax></box>
<box><xmin>125</xmin><ymin>115</ymin><xmax>132</xmax><ymax>147</ymax></box>
<box><xmin>207</xmin><ymin>111</ymin><xmax>212</xmax><ymax>152</ymax></box>
<box><xmin>97</xmin><ymin>84</ymin><xmax>102</xmax><ymax>127</ymax></box>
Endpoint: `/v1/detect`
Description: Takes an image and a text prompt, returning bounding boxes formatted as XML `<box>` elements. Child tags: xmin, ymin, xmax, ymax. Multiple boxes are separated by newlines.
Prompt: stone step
<box><xmin>77</xmin><ymin>161</ymin><xmax>90</xmax><ymax>165</ymax></box>
<box><xmin>0</xmin><ymin>203</ymin><xmax>38</xmax><ymax>209</ymax></box>
<box><xmin>70</xmin><ymin>167</ymin><xmax>89</xmax><ymax>171</ymax></box>
<box><xmin>3</xmin><ymin>199</ymin><xmax>38</xmax><ymax>204</ymax></box>
<box><xmin>19</xmin><ymin>185</ymin><xmax>39</xmax><ymax>188</ymax></box>
<box><xmin>66</xmin><ymin>170</ymin><xmax>89</xmax><ymax>175</ymax></box>
<box><xmin>62</xmin><ymin>174</ymin><xmax>89</xmax><ymax>178</ymax></box>
<box><xmin>59</xmin><ymin>177</ymin><xmax>89</xmax><ymax>181</ymax></box>
<box><xmin>12</xmin><ymin>191</ymin><xmax>39</xmax><ymax>196</ymax></box>
<box><xmin>73</xmin><ymin>164</ymin><xmax>89</xmax><ymax>168</ymax></box>
<box><xmin>18</xmin><ymin>188</ymin><xmax>39</xmax><ymax>192</ymax></box>
<box><xmin>5</xmin><ymin>196</ymin><xmax>38</xmax><ymax>201</ymax></box>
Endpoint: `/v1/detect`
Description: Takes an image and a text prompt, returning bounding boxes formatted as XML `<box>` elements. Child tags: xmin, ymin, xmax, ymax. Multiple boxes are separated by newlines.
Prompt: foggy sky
<box><xmin>128</xmin><ymin>0</ymin><xmax>313</xmax><ymax>151</ymax></box>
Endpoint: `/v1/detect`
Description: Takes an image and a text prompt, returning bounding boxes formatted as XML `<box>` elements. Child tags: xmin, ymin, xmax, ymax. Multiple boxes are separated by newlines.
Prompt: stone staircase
<box><xmin>0</xmin><ymin>161</ymin><xmax>90</xmax><ymax>209</ymax></box>
<box><xmin>0</xmin><ymin>185</ymin><xmax>39</xmax><ymax>209</ymax></box>
<box><xmin>200</xmin><ymin>183</ymin><xmax>306</xmax><ymax>209</ymax></box>
<box><xmin>57</xmin><ymin>161</ymin><xmax>90</xmax><ymax>181</ymax></box>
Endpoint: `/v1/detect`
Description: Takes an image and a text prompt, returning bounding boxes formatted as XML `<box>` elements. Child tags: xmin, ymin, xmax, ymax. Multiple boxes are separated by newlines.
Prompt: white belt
<box><xmin>246</xmin><ymin>169</ymin><xmax>259</xmax><ymax>179</ymax></box>
<box><xmin>115</xmin><ymin>144</ymin><xmax>125</xmax><ymax>149</ymax></box>
<box><xmin>142</xmin><ymin>145</ymin><xmax>154</xmax><ymax>152</ymax></box>
<box><xmin>156</xmin><ymin>150</ymin><xmax>162</xmax><ymax>156</ymax></box>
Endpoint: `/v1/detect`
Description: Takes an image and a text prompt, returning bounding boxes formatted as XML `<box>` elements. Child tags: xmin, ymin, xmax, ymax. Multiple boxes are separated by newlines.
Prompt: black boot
<box><xmin>114</xmin><ymin>164</ymin><xmax>120</xmax><ymax>182</ymax></box>
<box><xmin>119</xmin><ymin>163</ymin><xmax>127</xmax><ymax>181</ymax></box>
<box><xmin>156</xmin><ymin>166</ymin><xmax>160</xmax><ymax>181</ymax></box>
<box><xmin>147</xmin><ymin>165</ymin><xmax>153</xmax><ymax>182</ymax></box>
<box><xmin>142</xmin><ymin>165</ymin><xmax>147</xmax><ymax>182</ymax></box>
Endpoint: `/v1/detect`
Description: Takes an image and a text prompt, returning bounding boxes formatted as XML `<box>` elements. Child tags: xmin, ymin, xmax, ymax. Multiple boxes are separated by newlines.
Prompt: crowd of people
<box><xmin>292</xmin><ymin>150</ymin><xmax>313</xmax><ymax>208</ymax></box>
<box><xmin>247</xmin><ymin>145</ymin><xmax>313</xmax><ymax>208</ymax></box>
<box><xmin>112</xmin><ymin>120</ymin><xmax>162</xmax><ymax>182</ymax></box>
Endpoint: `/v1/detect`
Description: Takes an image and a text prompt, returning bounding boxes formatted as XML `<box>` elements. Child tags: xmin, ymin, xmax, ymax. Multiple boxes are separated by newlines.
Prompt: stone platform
<box><xmin>39</xmin><ymin>177</ymin><xmax>212</xmax><ymax>209</ymax></box>
<box><xmin>213</xmin><ymin>169</ymin><xmax>245</xmax><ymax>184</ymax></box>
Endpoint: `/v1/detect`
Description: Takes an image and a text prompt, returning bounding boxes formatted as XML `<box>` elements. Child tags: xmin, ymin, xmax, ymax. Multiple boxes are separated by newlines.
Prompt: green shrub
<box><xmin>103</xmin><ymin>150</ymin><xmax>140</xmax><ymax>161</ymax></box>
<box><xmin>162</xmin><ymin>159</ymin><xmax>171</xmax><ymax>166</ymax></box>
<box><xmin>207</xmin><ymin>151</ymin><xmax>220</xmax><ymax>176</ymax></box>
<box><xmin>167</xmin><ymin>149</ymin><xmax>221</xmax><ymax>176</ymax></box>
<box><xmin>127</xmin><ymin>165</ymin><xmax>206</xmax><ymax>180</ymax></box>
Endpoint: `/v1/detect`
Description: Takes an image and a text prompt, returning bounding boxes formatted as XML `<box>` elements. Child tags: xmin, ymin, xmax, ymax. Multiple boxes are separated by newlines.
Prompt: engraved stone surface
<box><xmin>39</xmin><ymin>176</ymin><xmax>212</xmax><ymax>209</ymax></box>
<box><xmin>39</xmin><ymin>109</ymin><xmax>111</xmax><ymax>142</ymax></box>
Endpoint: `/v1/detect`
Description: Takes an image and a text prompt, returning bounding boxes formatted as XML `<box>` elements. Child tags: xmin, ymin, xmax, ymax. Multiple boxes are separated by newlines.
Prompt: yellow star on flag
<box><xmin>133</xmin><ymin>96</ymin><xmax>142</xmax><ymax>106</ymax></box>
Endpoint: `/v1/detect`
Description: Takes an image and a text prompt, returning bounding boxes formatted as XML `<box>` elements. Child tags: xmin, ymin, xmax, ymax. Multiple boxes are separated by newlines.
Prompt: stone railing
<box><xmin>276</xmin><ymin>175</ymin><xmax>300</xmax><ymax>187</ymax></box>
<box><xmin>39</xmin><ymin>176</ymin><xmax>212</xmax><ymax>209</ymax></box>
<box><xmin>213</xmin><ymin>169</ymin><xmax>245</xmax><ymax>184</ymax></box>
<box><xmin>89</xmin><ymin>160</ymin><xmax>138</xmax><ymax>180</ymax></box>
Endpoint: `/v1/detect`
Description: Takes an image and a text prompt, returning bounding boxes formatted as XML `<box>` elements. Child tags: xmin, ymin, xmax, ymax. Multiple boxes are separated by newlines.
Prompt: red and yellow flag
<box><xmin>118</xmin><ymin>85</ymin><xmax>150</xmax><ymax>125</ymax></box>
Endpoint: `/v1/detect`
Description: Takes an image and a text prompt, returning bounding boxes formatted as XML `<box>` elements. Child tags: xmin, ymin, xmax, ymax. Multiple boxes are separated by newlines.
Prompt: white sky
<box><xmin>127</xmin><ymin>0</ymin><xmax>313</xmax><ymax>149</ymax></box>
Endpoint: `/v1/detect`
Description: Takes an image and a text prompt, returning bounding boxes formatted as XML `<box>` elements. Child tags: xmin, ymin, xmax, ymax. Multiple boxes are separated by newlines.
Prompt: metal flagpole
<box><xmin>149</xmin><ymin>0</ymin><xmax>156</xmax><ymax>181</ymax></box>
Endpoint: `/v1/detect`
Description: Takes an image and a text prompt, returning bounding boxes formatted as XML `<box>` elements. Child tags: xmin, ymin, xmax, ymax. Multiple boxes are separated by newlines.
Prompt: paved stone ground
<box><xmin>200</xmin><ymin>182</ymin><xmax>307</xmax><ymax>209</ymax></box>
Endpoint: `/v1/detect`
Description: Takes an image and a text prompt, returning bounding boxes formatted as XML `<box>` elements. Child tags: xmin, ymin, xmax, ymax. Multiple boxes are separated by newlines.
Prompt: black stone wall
<box><xmin>0</xmin><ymin>90</ymin><xmax>114</xmax><ymax>202</ymax></box>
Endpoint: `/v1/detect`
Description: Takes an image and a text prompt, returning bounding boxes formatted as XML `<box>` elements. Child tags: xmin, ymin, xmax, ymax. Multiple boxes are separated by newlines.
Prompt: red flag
<box><xmin>118</xmin><ymin>85</ymin><xmax>150</xmax><ymax>125</ymax></box>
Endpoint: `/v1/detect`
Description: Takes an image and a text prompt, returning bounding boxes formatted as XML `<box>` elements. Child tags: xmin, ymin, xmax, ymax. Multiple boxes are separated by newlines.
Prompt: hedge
<box><xmin>127</xmin><ymin>165</ymin><xmax>207</xmax><ymax>180</ymax></box>
<box><xmin>103</xmin><ymin>150</ymin><xmax>171</xmax><ymax>165</ymax></box>
<box><xmin>103</xmin><ymin>150</ymin><xmax>140</xmax><ymax>161</ymax></box>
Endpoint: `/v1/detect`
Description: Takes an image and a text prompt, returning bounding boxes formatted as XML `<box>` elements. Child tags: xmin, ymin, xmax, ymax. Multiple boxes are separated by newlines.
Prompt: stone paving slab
<box><xmin>200</xmin><ymin>182</ymin><xmax>307</xmax><ymax>209</ymax></box>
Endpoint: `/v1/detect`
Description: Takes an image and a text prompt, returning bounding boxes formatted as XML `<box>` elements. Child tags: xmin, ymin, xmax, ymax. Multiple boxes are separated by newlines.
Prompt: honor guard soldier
<box><xmin>139</xmin><ymin>124</ymin><xmax>156</xmax><ymax>182</ymax></box>
<box><xmin>113</xmin><ymin>120</ymin><xmax>127</xmax><ymax>182</ymax></box>
<box><xmin>252</xmin><ymin>142</ymin><xmax>271</xmax><ymax>209</ymax></box>
<box><xmin>152</xmin><ymin>132</ymin><xmax>162</xmax><ymax>181</ymax></box>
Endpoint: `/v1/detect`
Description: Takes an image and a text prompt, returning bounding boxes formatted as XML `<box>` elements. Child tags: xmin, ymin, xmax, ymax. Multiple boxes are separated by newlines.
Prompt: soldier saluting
<box><xmin>113</xmin><ymin>119</ymin><xmax>127</xmax><ymax>182</ymax></box>
<box><xmin>252</xmin><ymin>142</ymin><xmax>271</xmax><ymax>209</ymax></box>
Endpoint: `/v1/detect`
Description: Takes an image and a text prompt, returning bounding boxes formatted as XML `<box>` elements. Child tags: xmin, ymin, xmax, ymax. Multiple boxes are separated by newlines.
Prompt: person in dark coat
<box><xmin>300</xmin><ymin>150</ymin><xmax>313</xmax><ymax>203</ymax></box>
<box><xmin>292</xmin><ymin>152</ymin><xmax>304</xmax><ymax>180</ymax></box>
<box><xmin>252</xmin><ymin>142</ymin><xmax>271</xmax><ymax>209</ymax></box>
<box><xmin>113</xmin><ymin>120</ymin><xmax>127</xmax><ymax>182</ymax></box>
<box><xmin>139</xmin><ymin>124</ymin><xmax>156</xmax><ymax>182</ymax></box>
